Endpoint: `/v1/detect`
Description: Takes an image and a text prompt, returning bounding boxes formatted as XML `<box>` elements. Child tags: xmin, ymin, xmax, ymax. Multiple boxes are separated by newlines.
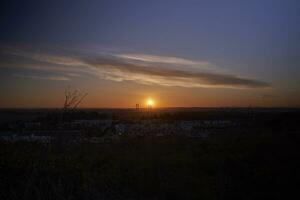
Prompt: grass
<box><xmin>0</xmin><ymin>132</ymin><xmax>299</xmax><ymax>200</ymax></box>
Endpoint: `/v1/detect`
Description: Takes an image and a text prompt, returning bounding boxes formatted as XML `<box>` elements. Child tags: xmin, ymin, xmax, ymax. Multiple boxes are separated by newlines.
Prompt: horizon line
<box><xmin>0</xmin><ymin>106</ymin><xmax>299</xmax><ymax>110</ymax></box>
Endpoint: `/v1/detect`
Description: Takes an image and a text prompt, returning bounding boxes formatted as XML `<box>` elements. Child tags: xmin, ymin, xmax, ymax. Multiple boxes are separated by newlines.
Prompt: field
<box><xmin>0</xmin><ymin>108</ymin><xmax>299</xmax><ymax>199</ymax></box>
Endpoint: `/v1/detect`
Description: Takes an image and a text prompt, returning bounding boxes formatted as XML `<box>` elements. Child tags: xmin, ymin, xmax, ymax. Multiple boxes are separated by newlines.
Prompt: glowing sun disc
<box><xmin>147</xmin><ymin>99</ymin><xmax>154</xmax><ymax>107</ymax></box>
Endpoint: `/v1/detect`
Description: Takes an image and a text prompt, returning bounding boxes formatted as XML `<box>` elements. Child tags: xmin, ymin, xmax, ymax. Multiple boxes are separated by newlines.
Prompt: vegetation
<box><xmin>1</xmin><ymin>130</ymin><xmax>299</xmax><ymax>200</ymax></box>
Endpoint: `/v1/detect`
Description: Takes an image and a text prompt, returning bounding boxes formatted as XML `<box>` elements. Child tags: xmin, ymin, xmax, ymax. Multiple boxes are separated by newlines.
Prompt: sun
<box><xmin>146</xmin><ymin>98</ymin><xmax>154</xmax><ymax>107</ymax></box>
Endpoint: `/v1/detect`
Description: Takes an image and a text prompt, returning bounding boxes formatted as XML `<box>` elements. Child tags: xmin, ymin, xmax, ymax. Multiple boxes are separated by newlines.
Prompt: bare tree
<box><xmin>63</xmin><ymin>87</ymin><xmax>88</xmax><ymax>110</ymax></box>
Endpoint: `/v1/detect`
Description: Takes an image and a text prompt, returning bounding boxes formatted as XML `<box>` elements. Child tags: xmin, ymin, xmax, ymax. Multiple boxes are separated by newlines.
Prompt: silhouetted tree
<box><xmin>63</xmin><ymin>86</ymin><xmax>88</xmax><ymax>110</ymax></box>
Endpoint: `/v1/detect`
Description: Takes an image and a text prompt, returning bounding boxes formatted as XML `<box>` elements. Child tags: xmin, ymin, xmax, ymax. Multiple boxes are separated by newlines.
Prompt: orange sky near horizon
<box><xmin>1</xmin><ymin>77</ymin><xmax>299</xmax><ymax>108</ymax></box>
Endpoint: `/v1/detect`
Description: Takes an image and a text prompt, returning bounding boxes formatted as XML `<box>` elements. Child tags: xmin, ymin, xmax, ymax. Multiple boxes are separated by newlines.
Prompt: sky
<box><xmin>0</xmin><ymin>0</ymin><xmax>299</xmax><ymax>108</ymax></box>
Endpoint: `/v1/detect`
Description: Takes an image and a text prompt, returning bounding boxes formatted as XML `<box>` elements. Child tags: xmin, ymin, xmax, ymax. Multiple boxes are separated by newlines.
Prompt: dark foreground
<box><xmin>0</xmin><ymin>108</ymin><xmax>300</xmax><ymax>199</ymax></box>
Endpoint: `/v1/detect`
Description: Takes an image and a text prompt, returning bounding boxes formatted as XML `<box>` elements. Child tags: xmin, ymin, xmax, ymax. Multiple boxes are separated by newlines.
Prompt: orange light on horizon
<box><xmin>146</xmin><ymin>98</ymin><xmax>154</xmax><ymax>108</ymax></box>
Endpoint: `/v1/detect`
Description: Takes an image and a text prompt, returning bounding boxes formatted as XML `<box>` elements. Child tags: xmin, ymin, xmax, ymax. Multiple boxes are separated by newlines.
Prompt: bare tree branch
<box><xmin>63</xmin><ymin>87</ymin><xmax>87</xmax><ymax>110</ymax></box>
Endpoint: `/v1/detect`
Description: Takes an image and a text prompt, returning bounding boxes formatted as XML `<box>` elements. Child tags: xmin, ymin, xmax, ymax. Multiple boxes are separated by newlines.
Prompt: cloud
<box><xmin>1</xmin><ymin>45</ymin><xmax>270</xmax><ymax>89</ymax></box>
<box><xmin>66</xmin><ymin>73</ymin><xmax>82</xmax><ymax>77</ymax></box>
<box><xmin>117</xmin><ymin>53</ymin><xmax>207</xmax><ymax>65</ymax></box>
<box><xmin>13</xmin><ymin>74</ymin><xmax>70</xmax><ymax>81</ymax></box>
<box><xmin>83</xmin><ymin>56</ymin><xmax>269</xmax><ymax>88</ymax></box>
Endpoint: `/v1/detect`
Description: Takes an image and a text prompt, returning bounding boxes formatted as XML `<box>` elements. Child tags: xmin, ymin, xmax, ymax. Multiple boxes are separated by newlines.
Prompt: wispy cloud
<box><xmin>1</xmin><ymin>45</ymin><xmax>270</xmax><ymax>89</ymax></box>
<box><xmin>116</xmin><ymin>53</ymin><xmax>208</xmax><ymax>66</ymax></box>
<box><xmin>13</xmin><ymin>74</ymin><xmax>70</xmax><ymax>81</ymax></box>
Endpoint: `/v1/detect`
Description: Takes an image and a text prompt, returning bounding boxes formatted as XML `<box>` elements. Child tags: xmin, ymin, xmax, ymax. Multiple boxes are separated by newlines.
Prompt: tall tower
<box><xmin>136</xmin><ymin>103</ymin><xmax>140</xmax><ymax>111</ymax></box>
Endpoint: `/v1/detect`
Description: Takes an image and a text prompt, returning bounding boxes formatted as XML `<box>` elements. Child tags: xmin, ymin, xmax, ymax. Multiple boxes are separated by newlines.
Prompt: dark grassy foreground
<box><xmin>1</xmin><ymin>132</ymin><xmax>299</xmax><ymax>200</ymax></box>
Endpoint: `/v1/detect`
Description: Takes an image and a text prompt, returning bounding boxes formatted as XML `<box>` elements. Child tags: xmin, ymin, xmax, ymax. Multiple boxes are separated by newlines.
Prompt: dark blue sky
<box><xmin>0</xmin><ymin>0</ymin><xmax>300</xmax><ymax>107</ymax></box>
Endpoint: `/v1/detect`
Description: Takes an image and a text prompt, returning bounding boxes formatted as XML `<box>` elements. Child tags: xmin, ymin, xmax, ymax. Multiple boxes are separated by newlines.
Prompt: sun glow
<box><xmin>146</xmin><ymin>98</ymin><xmax>154</xmax><ymax>108</ymax></box>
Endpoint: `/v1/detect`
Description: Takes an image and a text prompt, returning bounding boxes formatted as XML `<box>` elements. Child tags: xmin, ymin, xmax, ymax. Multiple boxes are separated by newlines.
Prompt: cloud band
<box><xmin>0</xmin><ymin>45</ymin><xmax>270</xmax><ymax>89</ymax></box>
